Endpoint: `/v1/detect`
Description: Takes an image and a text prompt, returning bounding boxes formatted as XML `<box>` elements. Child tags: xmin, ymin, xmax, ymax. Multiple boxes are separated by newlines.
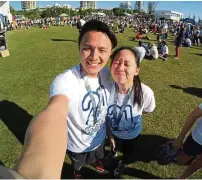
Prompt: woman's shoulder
<box><xmin>141</xmin><ymin>83</ymin><xmax>154</xmax><ymax>95</ymax></box>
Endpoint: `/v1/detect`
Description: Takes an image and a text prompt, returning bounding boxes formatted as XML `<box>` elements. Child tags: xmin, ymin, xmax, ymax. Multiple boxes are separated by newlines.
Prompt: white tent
<box><xmin>59</xmin><ymin>13</ymin><xmax>69</xmax><ymax>17</ymax></box>
<box><xmin>124</xmin><ymin>12</ymin><xmax>132</xmax><ymax>17</ymax></box>
<box><xmin>91</xmin><ymin>12</ymin><xmax>106</xmax><ymax>17</ymax></box>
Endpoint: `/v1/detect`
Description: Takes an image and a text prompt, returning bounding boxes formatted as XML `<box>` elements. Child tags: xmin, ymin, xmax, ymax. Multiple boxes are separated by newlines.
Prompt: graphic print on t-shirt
<box><xmin>81</xmin><ymin>85</ymin><xmax>107</xmax><ymax>136</ymax></box>
<box><xmin>107</xmin><ymin>104</ymin><xmax>140</xmax><ymax>132</ymax></box>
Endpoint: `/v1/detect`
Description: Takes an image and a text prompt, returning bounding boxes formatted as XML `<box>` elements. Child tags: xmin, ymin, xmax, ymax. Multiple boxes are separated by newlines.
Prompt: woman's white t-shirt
<box><xmin>107</xmin><ymin>82</ymin><xmax>155</xmax><ymax>139</ymax></box>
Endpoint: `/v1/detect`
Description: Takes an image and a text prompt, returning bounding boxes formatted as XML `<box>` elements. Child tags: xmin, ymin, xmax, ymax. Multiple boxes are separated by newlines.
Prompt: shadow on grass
<box><xmin>0</xmin><ymin>100</ymin><xmax>33</xmax><ymax>144</ymax></box>
<box><xmin>128</xmin><ymin>37</ymin><xmax>135</xmax><ymax>41</ymax></box>
<box><xmin>169</xmin><ymin>85</ymin><xmax>202</xmax><ymax>98</ymax></box>
<box><xmin>61</xmin><ymin>161</ymin><xmax>115</xmax><ymax>179</ymax></box>
<box><xmin>129</xmin><ymin>134</ymin><xmax>169</xmax><ymax>163</ymax></box>
<box><xmin>0</xmin><ymin>161</ymin><xmax>5</xmax><ymax>166</ymax></box>
<box><xmin>189</xmin><ymin>52</ymin><xmax>202</xmax><ymax>56</ymax></box>
<box><xmin>61</xmin><ymin>162</ymin><xmax>73</xmax><ymax>179</ymax></box>
<box><xmin>189</xmin><ymin>46</ymin><xmax>202</xmax><ymax>50</ymax></box>
<box><xmin>104</xmin><ymin>134</ymin><xmax>169</xmax><ymax>179</ymax></box>
<box><xmin>51</xmin><ymin>38</ymin><xmax>77</xmax><ymax>43</ymax></box>
<box><xmin>104</xmin><ymin>134</ymin><xmax>170</xmax><ymax>163</ymax></box>
<box><xmin>125</xmin><ymin>167</ymin><xmax>161</xmax><ymax>179</ymax></box>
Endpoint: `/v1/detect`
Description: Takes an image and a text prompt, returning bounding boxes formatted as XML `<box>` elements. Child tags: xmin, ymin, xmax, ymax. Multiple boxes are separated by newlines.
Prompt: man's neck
<box><xmin>81</xmin><ymin>65</ymin><xmax>98</xmax><ymax>78</ymax></box>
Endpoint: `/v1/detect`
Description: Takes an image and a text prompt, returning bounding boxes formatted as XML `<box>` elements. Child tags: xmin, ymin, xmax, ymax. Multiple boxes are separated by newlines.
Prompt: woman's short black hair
<box><xmin>78</xmin><ymin>20</ymin><xmax>117</xmax><ymax>49</ymax></box>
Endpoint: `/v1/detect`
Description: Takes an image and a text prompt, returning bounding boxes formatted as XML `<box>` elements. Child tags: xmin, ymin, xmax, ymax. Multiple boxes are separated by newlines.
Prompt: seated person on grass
<box><xmin>136</xmin><ymin>33</ymin><xmax>150</xmax><ymax>41</ymax></box>
<box><xmin>158</xmin><ymin>40</ymin><xmax>169</xmax><ymax>60</ymax></box>
<box><xmin>145</xmin><ymin>43</ymin><xmax>158</xmax><ymax>60</ymax></box>
<box><xmin>173</xmin><ymin>103</ymin><xmax>202</xmax><ymax>179</ymax></box>
<box><xmin>183</xmin><ymin>37</ymin><xmax>192</xmax><ymax>47</ymax></box>
<box><xmin>134</xmin><ymin>41</ymin><xmax>146</xmax><ymax>63</ymax></box>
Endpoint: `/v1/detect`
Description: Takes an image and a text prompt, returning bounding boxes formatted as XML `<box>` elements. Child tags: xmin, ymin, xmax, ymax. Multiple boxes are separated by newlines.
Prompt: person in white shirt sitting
<box><xmin>145</xmin><ymin>43</ymin><xmax>158</xmax><ymax>60</ymax></box>
<box><xmin>134</xmin><ymin>41</ymin><xmax>146</xmax><ymax>63</ymax></box>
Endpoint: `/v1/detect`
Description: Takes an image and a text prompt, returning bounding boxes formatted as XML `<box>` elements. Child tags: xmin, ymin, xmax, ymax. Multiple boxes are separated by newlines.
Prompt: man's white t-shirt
<box><xmin>192</xmin><ymin>103</ymin><xmax>202</xmax><ymax>145</ymax></box>
<box><xmin>107</xmin><ymin>82</ymin><xmax>155</xmax><ymax>139</ymax></box>
<box><xmin>135</xmin><ymin>47</ymin><xmax>146</xmax><ymax>63</ymax></box>
<box><xmin>50</xmin><ymin>65</ymin><xmax>110</xmax><ymax>153</ymax></box>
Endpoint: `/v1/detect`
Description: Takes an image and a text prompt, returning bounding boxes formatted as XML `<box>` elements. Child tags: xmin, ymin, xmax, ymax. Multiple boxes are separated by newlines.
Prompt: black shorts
<box><xmin>183</xmin><ymin>135</ymin><xmax>202</xmax><ymax>156</ymax></box>
<box><xmin>67</xmin><ymin>142</ymin><xmax>105</xmax><ymax>171</ymax></box>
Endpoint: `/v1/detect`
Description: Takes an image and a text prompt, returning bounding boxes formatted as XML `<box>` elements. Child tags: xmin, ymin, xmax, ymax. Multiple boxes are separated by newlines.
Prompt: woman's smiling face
<box><xmin>111</xmin><ymin>49</ymin><xmax>140</xmax><ymax>85</ymax></box>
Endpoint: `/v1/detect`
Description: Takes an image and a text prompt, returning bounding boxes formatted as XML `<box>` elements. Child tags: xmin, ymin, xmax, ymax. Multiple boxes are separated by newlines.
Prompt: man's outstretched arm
<box><xmin>14</xmin><ymin>95</ymin><xmax>68</xmax><ymax>179</ymax></box>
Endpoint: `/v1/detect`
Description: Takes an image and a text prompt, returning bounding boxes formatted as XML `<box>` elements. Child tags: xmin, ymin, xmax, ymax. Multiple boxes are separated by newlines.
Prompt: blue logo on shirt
<box><xmin>107</xmin><ymin>104</ymin><xmax>140</xmax><ymax>132</ymax></box>
<box><xmin>81</xmin><ymin>85</ymin><xmax>107</xmax><ymax>135</ymax></box>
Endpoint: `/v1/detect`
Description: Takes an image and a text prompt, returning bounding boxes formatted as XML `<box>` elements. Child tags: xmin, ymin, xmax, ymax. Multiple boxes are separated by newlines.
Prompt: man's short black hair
<box><xmin>78</xmin><ymin>20</ymin><xmax>117</xmax><ymax>49</ymax></box>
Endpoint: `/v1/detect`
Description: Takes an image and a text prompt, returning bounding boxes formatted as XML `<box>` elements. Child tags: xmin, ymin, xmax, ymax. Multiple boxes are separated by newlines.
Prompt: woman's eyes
<box><xmin>114</xmin><ymin>61</ymin><xmax>131</xmax><ymax>66</ymax></box>
<box><xmin>82</xmin><ymin>48</ymin><xmax>90</xmax><ymax>51</ymax></box>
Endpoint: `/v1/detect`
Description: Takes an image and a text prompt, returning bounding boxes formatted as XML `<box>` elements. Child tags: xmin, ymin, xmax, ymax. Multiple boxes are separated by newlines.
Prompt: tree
<box><xmin>10</xmin><ymin>5</ymin><xmax>16</xmax><ymax>16</ymax></box>
<box><xmin>133</xmin><ymin>9</ymin><xmax>140</xmax><ymax>14</ymax></box>
<box><xmin>23</xmin><ymin>8</ymin><xmax>41</xmax><ymax>19</ymax></box>
<box><xmin>112</xmin><ymin>8</ymin><xmax>124</xmax><ymax>16</ymax></box>
<box><xmin>103</xmin><ymin>9</ymin><xmax>113</xmax><ymax>16</ymax></box>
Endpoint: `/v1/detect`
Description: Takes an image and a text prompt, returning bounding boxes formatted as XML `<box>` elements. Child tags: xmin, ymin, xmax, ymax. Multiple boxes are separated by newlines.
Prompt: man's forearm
<box><xmin>177</xmin><ymin>107</ymin><xmax>202</xmax><ymax>141</ymax></box>
<box><xmin>177</xmin><ymin>115</ymin><xmax>196</xmax><ymax>141</ymax></box>
<box><xmin>14</xmin><ymin>108</ymin><xmax>67</xmax><ymax>179</ymax></box>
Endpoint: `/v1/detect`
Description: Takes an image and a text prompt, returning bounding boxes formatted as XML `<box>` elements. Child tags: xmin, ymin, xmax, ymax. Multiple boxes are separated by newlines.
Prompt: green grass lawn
<box><xmin>0</xmin><ymin>26</ymin><xmax>202</xmax><ymax>179</ymax></box>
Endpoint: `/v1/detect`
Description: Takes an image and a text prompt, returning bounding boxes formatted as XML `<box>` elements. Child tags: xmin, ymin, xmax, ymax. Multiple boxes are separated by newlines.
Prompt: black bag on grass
<box><xmin>155</xmin><ymin>139</ymin><xmax>181</xmax><ymax>165</ymax></box>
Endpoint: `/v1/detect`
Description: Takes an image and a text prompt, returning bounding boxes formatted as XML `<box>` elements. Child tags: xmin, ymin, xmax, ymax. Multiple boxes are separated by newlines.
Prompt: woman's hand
<box><xmin>109</xmin><ymin>137</ymin><xmax>116</xmax><ymax>150</ymax></box>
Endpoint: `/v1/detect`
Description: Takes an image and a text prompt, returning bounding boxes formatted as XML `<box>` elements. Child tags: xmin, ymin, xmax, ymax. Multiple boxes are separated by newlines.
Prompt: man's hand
<box><xmin>173</xmin><ymin>137</ymin><xmax>183</xmax><ymax>150</ymax></box>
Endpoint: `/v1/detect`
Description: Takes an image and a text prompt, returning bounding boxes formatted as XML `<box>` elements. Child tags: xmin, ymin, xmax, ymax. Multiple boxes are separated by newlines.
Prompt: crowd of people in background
<box><xmin>1</xmin><ymin>13</ymin><xmax>202</xmax><ymax>49</ymax></box>
<box><xmin>1</xmin><ymin>13</ymin><xmax>201</xmax><ymax>62</ymax></box>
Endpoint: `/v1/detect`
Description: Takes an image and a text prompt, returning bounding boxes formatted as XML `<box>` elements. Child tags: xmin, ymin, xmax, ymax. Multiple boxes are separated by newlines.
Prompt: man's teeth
<box><xmin>88</xmin><ymin>62</ymin><xmax>99</xmax><ymax>65</ymax></box>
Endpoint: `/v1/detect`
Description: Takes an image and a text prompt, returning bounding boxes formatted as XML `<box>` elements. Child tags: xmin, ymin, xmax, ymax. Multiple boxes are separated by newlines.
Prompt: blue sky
<box><xmin>10</xmin><ymin>1</ymin><xmax>202</xmax><ymax>20</ymax></box>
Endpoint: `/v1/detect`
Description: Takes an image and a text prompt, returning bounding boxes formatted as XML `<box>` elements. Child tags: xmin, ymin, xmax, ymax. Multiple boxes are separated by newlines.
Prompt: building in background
<box><xmin>0</xmin><ymin>1</ymin><xmax>12</xmax><ymax>22</ymax></box>
<box><xmin>154</xmin><ymin>10</ymin><xmax>183</xmax><ymax>22</ymax></box>
<box><xmin>21</xmin><ymin>1</ymin><xmax>36</xmax><ymax>10</ymax></box>
<box><xmin>80</xmin><ymin>1</ymin><xmax>96</xmax><ymax>9</ymax></box>
<box><xmin>120</xmin><ymin>1</ymin><xmax>132</xmax><ymax>10</ymax></box>
<box><xmin>42</xmin><ymin>3</ymin><xmax>72</xmax><ymax>9</ymax></box>
<box><xmin>63</xmin><ymin>4</ymin><xmax>72</xmax><ymax>9</ymax></box>
<box><xmin>135</xmin><ymin>1</ymin><xmax>144</xmax><ymax>11</ymax></box>
<box><xmin>148</xmin><ymin>2</ymin><xmax>156</xmax><ymax>14</ymax></box>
